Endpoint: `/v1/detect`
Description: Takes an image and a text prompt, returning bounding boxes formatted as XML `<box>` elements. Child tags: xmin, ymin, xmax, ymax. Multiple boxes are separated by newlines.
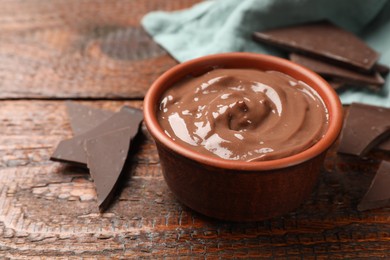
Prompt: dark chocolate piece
<box><xmin>338</xmin><ymin>103</ymin><xmax>390</xmax><ymax>156</ymax></box>
<box><xmin>85</xmin><ymin>127</ymin><xmax>134</xmax><ymax>211</ymax></box>
<box><xmin>253</xmin><ymin>20</ymin><xmax>379</xmax><ymax>72</ymax></box>
<box><xmin>51</xmin><ymin>106</ymin><xmax>143</xmax><ymax>165</ymax></box>
<box><xmin>66</xmin><ymin>101</ymin><xmax>115</xmax><ymax>135</ymax></box>
<box><xmin>358</xmin><ymin>161</ymin><xmax>390</xmax><ymax>211</ymax></box>
<box><xmin>289</xmin><ymin>53</ymin><xmax>384</xmax><ymax>90</ymax></box>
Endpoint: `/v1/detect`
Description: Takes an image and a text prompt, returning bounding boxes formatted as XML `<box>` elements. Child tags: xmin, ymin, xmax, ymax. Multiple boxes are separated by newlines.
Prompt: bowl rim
<box><xmin>144</xmin><ymin>52</ymin><xmax>343</xmax><ymax>171</ymax></box>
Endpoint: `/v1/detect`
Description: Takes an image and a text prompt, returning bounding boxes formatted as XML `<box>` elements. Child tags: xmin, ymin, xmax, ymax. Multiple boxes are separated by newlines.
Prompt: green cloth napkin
<box><xmin>142</xmin><ymin>0</ymin><xmax>390</xmax><ymax>107</ymax></box>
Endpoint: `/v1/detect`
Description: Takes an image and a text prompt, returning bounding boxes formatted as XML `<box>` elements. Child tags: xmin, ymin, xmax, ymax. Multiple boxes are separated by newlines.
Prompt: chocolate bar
<box><xmin>289</xmin><ymin>53</ymin><xmax>384</xmax><ymax>90</ymax></box>
<box><xmin>66</xmin><ymin>101</ymin><xmax>115</xmax><ymax>135</ymax></box>
<box><xmin>358</xmin><ymin>161</ymin><xmax>390</xmax><ymax>211</ymax></box>
<box><xmin>253</xmin><ymin>20</ymin><xmax>379</xmax><ymax>72</ymax></box>
<box><xmin>338</xmin><ymin>103</ymin><xmax>390</xmax><ymax>157</ymax></box>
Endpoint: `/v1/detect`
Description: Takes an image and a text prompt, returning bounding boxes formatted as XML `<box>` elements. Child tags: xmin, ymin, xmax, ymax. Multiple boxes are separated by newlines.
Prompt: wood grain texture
<box><xmin>1</xmin><ymin>101</ymin><xmax>390</xmax><ymax>258</ymax></box>
<box><xmin>0</xmin><ymin>0</ymin><xmax>200</xmax><ymax>99</ymax></box>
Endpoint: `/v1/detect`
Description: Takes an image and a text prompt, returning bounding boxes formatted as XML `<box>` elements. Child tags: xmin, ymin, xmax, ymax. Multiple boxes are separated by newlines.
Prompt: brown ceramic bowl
<box><xmin>144</xmin><ymin>52</ymin><xmax>343</xmax><ymax>221</ymax></box>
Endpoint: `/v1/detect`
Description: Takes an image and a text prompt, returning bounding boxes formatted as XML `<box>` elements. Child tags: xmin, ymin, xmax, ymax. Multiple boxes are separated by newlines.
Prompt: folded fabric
<box><xmin>142</xmin><ymin>0</ymin><xmax>390</xmax><ymax>107</ymax></box>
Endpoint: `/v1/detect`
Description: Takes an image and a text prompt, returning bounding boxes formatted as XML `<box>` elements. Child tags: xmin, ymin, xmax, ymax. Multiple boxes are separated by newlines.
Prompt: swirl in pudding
<box><xmin>157</xmin><ymin>68</ymin><xmax>328</xmax><ymax>161</ymax></box>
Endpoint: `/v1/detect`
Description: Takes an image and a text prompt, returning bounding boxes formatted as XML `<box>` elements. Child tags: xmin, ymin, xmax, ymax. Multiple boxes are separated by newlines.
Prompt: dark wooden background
<box><xmin>1</xmin><ymin>0</ymin><xmax>390</xmax><ymax>258</ymax></box>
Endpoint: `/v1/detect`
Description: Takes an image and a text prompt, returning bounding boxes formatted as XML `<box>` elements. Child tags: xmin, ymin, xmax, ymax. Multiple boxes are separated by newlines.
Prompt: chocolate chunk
<box><xmin>289</xmin><ymin>53</ymin><xmax>384</xmax><ymax>90</ymax></box>
<box><xmin>358</xmin><ymin>161</ymin><xmax>390</xmax><ymax>211</ymax></box>
<box><xmin>84</xmin><ymin>127</ymin><xmax>134</xmax><ymax>211</ymax></box>
<box><xmin>253</xmin><ymin>20</ymin><xmax>379</xmax><ymax>72</ymax></box>
<box><xmin>66</xmin><ymin>101</ymin><xmax>115</xmax><ymax>135</ymax></box>
<box><xmin>51</xmin><ymin>106</ymin><xmax>143</xmax><ymax>165</ymax></box>
<box><xmin>338</xmin><ymin>103</ymin><xmax>390</xmax><ymax>156</ymax></box>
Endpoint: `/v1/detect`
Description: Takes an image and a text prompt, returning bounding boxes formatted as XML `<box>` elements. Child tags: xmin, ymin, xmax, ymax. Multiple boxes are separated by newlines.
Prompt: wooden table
<box><xmin>1</xmin><ymin>1</ymin><xmax>390</xmax><ymax>258</ymax></box>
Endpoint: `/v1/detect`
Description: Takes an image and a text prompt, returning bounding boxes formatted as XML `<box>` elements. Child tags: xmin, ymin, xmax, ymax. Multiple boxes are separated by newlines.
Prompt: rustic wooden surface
<box><xmin>0</xmin><ymin>0</ymin><xmax>200</xmax><ymax>99</ymax></box>
<box><xmin>1</xmin><ymin>1</ymin><xmax>390</xmax><ymax>259</ymax></box>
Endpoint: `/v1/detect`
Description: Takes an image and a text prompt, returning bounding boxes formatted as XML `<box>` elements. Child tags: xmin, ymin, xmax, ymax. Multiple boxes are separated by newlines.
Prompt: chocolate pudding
<box><xmin>157</xmin><ymin>68</ymin><xmax>328</xmax><ymax>161</ymax></box>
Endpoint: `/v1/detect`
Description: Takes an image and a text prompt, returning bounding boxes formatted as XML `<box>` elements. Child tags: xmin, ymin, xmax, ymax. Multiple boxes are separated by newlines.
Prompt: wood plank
<box><xmin>1</xmin><ymin>100</ymin><xmax>390</xmax><ymax>258</ymax></box>
<box><xmin>0</xmin><ymin>0</ymin><xmax>200</xmax><ymax>99</ymax></box>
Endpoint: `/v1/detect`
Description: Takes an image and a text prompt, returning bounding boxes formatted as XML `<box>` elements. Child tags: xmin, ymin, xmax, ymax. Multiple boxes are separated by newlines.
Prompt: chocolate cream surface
<box><xmin>158</xmin><ymin>68</ymin><xmax>329</xmax><ymax>161</ymax></box>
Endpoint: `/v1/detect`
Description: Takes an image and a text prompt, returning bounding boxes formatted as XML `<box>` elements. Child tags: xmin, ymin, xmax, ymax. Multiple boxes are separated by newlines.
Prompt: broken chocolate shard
<box><xmin>253</xmin><ymin>20</ymin><xmax>379</xmax><ymax>72</ymax></box>
<box><xmin>51</xmin><ymin>106</ymin><xmax>143</xmax><ymax>165</ymax></box>
<box><xmin>289</xmin><ymin>53</ymin><xmax>384</xmax><ymax>90</ymax></box>
<box><xmin>358</xmin><ymin>161</ymin><xmax>390</xmax><ymax>211</ymax></box>
<box><xmin>66</xmin><ymin>101</ymin><xmax>115</xmax><ymax>135</ymax></box>
<box><xmin>338</xmin><ymin>103</ymin><xmax>390</xmax><ymax>157</ymax></box>
<box><xmin>85</xmin><ymin>127</ymin><xmax>134</xmax><ymax>211</ymax></box>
